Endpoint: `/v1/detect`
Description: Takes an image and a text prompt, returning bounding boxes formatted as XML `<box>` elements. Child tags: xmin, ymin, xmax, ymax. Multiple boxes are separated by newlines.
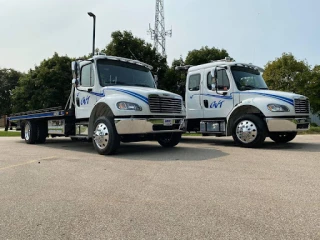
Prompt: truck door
<box><xmin>75</xmin><ymin>63</ymin><xmax>97</xmax><ymax>119</ymax></box>
<box><xmin>185</xmin><ymin>71</ymin><xmax>204</xmax><ymax>119</ymax></box>
<box><xmin>201</xmin><ymin>68</ymin><xmax>234</xmax><ymax>119</ymax></box>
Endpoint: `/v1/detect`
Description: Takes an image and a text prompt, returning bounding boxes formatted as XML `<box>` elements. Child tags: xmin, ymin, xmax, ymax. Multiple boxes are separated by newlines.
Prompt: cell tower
<box><xmin>148</xmin><ymin>0</ymin><xmax>172</xmax><ymax>57</ymax></box>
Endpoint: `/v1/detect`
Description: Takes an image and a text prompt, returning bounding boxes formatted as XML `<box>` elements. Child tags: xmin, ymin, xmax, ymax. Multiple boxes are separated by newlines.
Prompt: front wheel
<box><xmin>269</xmin><ymin>132</ymin><xmax>297</xmax><ymax>143</ymax></box>
<box><xmin>92</xmin><ymin>116</ymin><xmax>120</xmax><ymax>155</ymax></box>
<box><xmin>232</xmin><ymin>114</ymin><xmax>267</xmax><ymax>148</ymax></box>
<box><xmin>157</xmin><ymin>132</ymin><xmax>182</xmax><ymax>148</ymax></box>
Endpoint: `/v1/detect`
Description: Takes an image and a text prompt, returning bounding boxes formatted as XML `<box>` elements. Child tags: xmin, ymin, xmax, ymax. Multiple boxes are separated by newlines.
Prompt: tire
<box><xmin>24</xmin><ymin>121</ymin><xmax>37</xmax><ymax>144</ymax></box>
<box><xmin>157</xmin><ymin>132</ymin><xmax>182</xmax><ymax>148</ymax></box>
<box><xmin>92</xmin><ymin>116</ymin><xmax>120</xmax><ymax>155</ymax></box>
<box><xmin>269</xmin><ymin>132</ymin><xmax>297</xmax><ymax>143</ymax></box>
<box><xmin>36</xmin><ymin>122</ymin><xmax>47</xmax><ymax>144</ymax></box>
<box><xmin>21</xmin><ymin>123</ymin><xmax>25</xmax><ymax>139</ymax></box>
<box><xmin>232</xmin><ymin>114</ymin><xmax>266</xmax><ymax>148</ymax></box>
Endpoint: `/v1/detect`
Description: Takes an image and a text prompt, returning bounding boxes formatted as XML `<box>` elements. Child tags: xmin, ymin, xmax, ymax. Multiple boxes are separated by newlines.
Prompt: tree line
<box><xmin>0</xmin><ymin>30</ymin><xmax>319</xmax><ymax>116</ymax></box>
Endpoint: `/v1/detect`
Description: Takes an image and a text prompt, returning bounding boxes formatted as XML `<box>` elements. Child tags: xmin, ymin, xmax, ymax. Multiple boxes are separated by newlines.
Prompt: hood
<box><xmin>245</xmin><ymin>90</ymin><xmax>307</xmax><ymax>100</ymax></box>
<box><xmin>102</xmin><ymin>86</ymin><xmax>182</xmax><ymax>100</ymax></box>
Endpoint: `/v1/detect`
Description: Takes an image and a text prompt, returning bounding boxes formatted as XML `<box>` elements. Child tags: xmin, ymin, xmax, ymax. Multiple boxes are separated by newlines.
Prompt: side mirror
<box><xmin>210</xmin><ymin>67</ymin><xmax>217</xmax><ymax>91</ymax></box>
<box><xmin>71</xmin><ymin>61</ymin><xmax>78</xmax><ymax>78</ymax></box>
<box><xmin>72</xmin><ymin>78</ymin><xmax>79</xmax><ymax>87</ymax></box>
<box><xmin>154</xmin><ymin>75</ymin><xmax>158</xmax><ymax>88</ymax></box>
<box><xmin>210</xmin><ymin>67</ymin><xmax>216</xmax><ymax>79</ymax></box>
<box><xmin>71</xmin><ymin>61</ymin><xmax>79</xmax><ymax>86</ymax></box>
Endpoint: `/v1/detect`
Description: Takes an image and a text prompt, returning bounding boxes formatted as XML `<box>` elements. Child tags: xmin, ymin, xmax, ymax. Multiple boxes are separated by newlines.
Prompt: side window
<box><xmin>188</xmin><ymin>74</ymin><xmax>201</xmax><ymax>91</ymax></box>
<box><xmin>81</xmin><ymin>64</ymin><xmax>95</xmax><ymax>87</ymax></box>
<box><xmin>207</xmin><ymin>72</ymin><xmax>214</xmax><ymax>90</ymax></box>
<box><xmin>216</xmin><ymin>69</ymin><xmax>230</xmax><ymax>90</ymax></box>
<box><xmin>207</xmin><ymin>69</ymin><xmax>230</xmax><ymax>91</ymax></box>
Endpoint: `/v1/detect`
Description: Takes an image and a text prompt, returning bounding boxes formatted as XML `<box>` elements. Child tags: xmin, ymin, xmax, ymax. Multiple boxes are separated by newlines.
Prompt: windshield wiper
<box><xmin>243</xmin><ymin>85</ymin><xmax>257</xmax><ymax>90</ymax></box>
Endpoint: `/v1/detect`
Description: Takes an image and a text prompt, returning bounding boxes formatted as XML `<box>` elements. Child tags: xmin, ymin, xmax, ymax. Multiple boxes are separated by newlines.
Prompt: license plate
<box><xmin>164</xmin><ymin>119</ymin><xmax>173</xmax><ymax>126</ymax></box>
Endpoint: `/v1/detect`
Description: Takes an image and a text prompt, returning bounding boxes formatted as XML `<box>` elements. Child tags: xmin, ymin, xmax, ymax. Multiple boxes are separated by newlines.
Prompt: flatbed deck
<box><xmin>8</xmin><ymin>107</ymin><xmax>65</xmax><ymax>121</ymax></box>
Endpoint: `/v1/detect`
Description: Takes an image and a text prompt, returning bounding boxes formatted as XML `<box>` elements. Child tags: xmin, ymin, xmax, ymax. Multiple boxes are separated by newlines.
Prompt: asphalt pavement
<box><xmin>0</xmin><ymin>135</ymin><xmax>320</xmax><ymax>240</ymax></box>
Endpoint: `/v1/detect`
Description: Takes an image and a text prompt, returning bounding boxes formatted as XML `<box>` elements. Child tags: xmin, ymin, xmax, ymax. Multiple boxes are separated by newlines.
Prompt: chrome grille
<box><xmin>294</xmin><ymin>99</ymin><xmax>310</xmax><ymax>114</ymax></box>
<box><xmin>148</xmin><ymin>95</ymin><xmax>182</xmax><ymax>114</ymax></box>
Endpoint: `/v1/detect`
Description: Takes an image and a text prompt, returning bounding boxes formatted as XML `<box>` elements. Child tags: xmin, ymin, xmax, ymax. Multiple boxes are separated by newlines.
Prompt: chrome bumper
<box><xmin>114</xmin><ymin>118</ymin><xmax>186</xmax><ymax>134</ymax></box>
<box><xmin>266</xmin><ymin>117</ymin><xmax>310</xmax><ymax>132</ymax></box>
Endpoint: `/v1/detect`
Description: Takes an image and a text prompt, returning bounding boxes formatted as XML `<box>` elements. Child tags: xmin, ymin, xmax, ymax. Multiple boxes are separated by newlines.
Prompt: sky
<box><xmin>0</xmin><ymin>0</ymin><xmax>319</xmax><ymax>73</ymax></box>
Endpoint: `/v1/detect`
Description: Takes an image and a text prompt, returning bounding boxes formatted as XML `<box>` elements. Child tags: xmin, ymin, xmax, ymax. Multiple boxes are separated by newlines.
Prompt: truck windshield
<box><xmin>231</xmin><ymin>66</ymin><xmax>268</xmax><ymax>91</ymax></box>
<box><xmin>97</xmin><ymin>59</ymin><xmax>156</xmax><ymax>88</ymax></box>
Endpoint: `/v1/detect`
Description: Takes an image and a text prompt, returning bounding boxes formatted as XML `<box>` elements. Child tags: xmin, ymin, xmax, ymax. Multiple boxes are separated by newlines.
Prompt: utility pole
<box><xmin>148</xmin><ymin>0</ymin><xmax>172</xmax><ymax>57</ymax></box>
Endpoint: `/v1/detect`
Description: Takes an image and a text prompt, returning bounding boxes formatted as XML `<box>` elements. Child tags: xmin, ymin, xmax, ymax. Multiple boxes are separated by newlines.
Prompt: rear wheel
<box><xmin>269</xmin><ymin>132</ymin><xmax>297</xmax><ymax>143</ymax></box>
<box><xmin>157</xmin><ymin>132</ymin><xmax>182</xmax><ymax>148</ymax></box>
<box><xmin>36</xmin><ymin>122</ymin><xmax>47</xmax><ymax>143</ymax></box>
<box><xmin>232</xmin><ymin>114</ymin><xmax>266</xmax><ymax>148</ymax></box>
<box><xmin>92</xmin><ymin>116</ymin><xmax>120</xmax><ymax>155</ymax></box>
<box><xmin>24</xmin><ymin>121</ymin><xmax>37</xmax><ymax>144</ymax></box>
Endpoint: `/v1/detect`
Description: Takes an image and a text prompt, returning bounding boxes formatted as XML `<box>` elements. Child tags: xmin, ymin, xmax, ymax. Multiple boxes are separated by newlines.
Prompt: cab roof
<box><xmin>187</xmin><ymin>60</ymin><xmax>264</xmax><ymax>73</ymax></box>
<box><xmin>83</xmin><ymin>54</ymin><xmax>153</xmax><ymax>70</ymax></box>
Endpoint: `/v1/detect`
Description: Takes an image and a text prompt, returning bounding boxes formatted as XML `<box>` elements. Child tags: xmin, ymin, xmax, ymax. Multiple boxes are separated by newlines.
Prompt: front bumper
<box><xmin>266</xmin><ymin>117</ymin><xmax>310</xmax><ymax>132</ymax></box>
<box><xmin>114</xmin><ymin>118</ymin><xmax>186</xmax><ymax>134</ymax></box>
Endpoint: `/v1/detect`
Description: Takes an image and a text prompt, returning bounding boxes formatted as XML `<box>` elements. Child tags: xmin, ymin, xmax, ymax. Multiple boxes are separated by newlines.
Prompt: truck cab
<box><xmin>8</xmin><ymin>55</ymin><xmax>186</xmax><ymax>155</ymax></box>
<box><xmin>185</xmin><ymin>58</ymin><xmax>311</xmax><ymax>147</ymax></box>
<box><xmin>69</xmin><ymin>55</ymin><xmax>186</xmax><ymax>154</ymax></box>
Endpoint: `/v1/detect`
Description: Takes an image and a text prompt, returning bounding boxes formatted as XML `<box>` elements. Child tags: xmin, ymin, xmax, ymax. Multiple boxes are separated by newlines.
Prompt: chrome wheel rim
<box><xmin>93</xmin><ymin>123</ymin><xmax>109</xmax><ymax>150</ymax></box>
<box><xmin>236</xmin><ymin>120</ymin><xmax>257</xmax><ymax>144</ymax></box>
<box><xmin>25</xmin><ymin>123</ymin><xmax>30</xmax><ymax>141</ymax></box>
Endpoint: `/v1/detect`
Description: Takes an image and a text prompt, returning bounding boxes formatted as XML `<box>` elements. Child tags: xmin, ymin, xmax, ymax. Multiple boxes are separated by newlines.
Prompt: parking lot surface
<box><xmin>0</xmin><ymin>135</ymin><xmax>320</xmax><ymax>240</ymax></box>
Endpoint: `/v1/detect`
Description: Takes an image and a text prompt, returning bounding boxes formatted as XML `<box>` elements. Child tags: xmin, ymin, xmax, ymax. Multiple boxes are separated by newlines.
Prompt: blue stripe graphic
<box><xmin>239</xmin><ymin>92</ymin><xmax>294</xmax><ymax>105</ymax></box>
<box><xmin>89</xmin><ymin>91</ymin><xmax>105</xmax><ymax>97</ymax></box>
<box><xmin>190</xmin><ymin>94</ymin><xmax>232</xmax><ymax>100</ymax></box>
<box><xmin>8</xmin><ymin>111</ymin><xmax>65</xmax><ymax>121</ymax></box>
<box><xmin>190</xmin><ymin>92</ymin><xmax>294</xmax><ymax>105</ymax></box>
<box><xmin>86</xmin><ymin>88</ymin><xmax>149</xmax><ymax>104</ymax></box>
<box><xmin>106</xmin><ymin>88</ymin><xmax>149</xmax><ymax>104</ymax></box>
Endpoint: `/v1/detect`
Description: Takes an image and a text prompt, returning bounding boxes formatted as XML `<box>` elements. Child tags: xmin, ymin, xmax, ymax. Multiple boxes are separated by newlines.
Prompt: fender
<box><xmin>88</xmin><ymin>102</ymin><xmax>114</xmax><ymax>137</ymax></box>
<box><xmin>226</xmin><ymin>98</ymin><xmax>267</xmax><ymax>135</ymax></box>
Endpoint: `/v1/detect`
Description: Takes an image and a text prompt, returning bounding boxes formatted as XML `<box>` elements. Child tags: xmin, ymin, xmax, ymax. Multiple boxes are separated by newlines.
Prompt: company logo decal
<box><xmin>210</xmin><ymin>100</ymin><xmax>224</xmax><ymax>108</ymax></box>
<box><xmin>80</xmin><ymin>96</ymin><xmax>90</xmax><ymax>105</ymax></box>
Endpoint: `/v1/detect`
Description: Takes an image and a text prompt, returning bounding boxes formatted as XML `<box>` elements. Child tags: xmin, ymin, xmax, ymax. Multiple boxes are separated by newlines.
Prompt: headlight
<box><xmin>116</xmin><ymin>101</ymin><xmax>142</xmax><ymax>111</ymax></box>
<box><xmin>267</xmin><ymin>104</ymin><xmax>290</xmax><ymax>112</ymax></box>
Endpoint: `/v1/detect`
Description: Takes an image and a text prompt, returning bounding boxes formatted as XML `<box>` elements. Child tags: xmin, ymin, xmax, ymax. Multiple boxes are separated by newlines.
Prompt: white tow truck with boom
<box><xmin>179</xmin><ymin>58</ymin><xmax>311</xmax><ymax>147</ymax></box>
<box><xmin>7</xmin><ymin>14</ymin><xmax>186</xmax><ymax>155</ymax></box>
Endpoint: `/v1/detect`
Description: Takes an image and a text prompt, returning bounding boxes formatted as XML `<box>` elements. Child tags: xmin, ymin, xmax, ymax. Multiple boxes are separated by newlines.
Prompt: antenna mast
<box><xmin>148</xmin><ymin>0</ymin><xmax>172</xmax><ymax>57</ymax></box>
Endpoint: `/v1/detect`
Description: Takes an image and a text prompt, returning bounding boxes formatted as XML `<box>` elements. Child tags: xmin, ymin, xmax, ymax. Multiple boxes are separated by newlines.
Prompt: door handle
<box><xmin>204</xmin><ymin>100</ymin><xmax>208</xmax><ymax>108</ymax></box>
<box><xmin>76</xmin><ymin>97</ymin><xmax>80</xmax><ymax>107</ymax></box>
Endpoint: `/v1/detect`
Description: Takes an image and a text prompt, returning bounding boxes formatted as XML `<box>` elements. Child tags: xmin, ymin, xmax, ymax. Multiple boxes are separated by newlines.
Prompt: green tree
<box><xmin>263</xmin><ymin>53</ymin><xmax>309</xmax><ymax>93</ymax></box>
<box><xmin>102</xmin><ymin>30</ymin><xmax>168</xmax><ymax>88</ymax></box>
<box><xmin>185</xmin><ymin>46</ymin><xmax>231</xmax><ymax>65</ymax></box>
<box><xmin>263</xmin><ymin>53</ymin><xmax>320</xmax><ymax>114</ymax></box>
<box><xmin>163</xmin><ymin>57</ymin><xmax>187</xmax><ymax>98</ymax></box>
<box><xmin>11</xmin><ymin>53</ymin><xmax>72</xmax><ymax>113</ymax></box>
<box><xmin>0</xmin><ymin>68</ymin><xmax>22</xmax><ymax>116</ymax></box>
<box><xmin>313</xmin><ymin>65</ymin><xmax>320</xmax><ymax>72</ymax></box>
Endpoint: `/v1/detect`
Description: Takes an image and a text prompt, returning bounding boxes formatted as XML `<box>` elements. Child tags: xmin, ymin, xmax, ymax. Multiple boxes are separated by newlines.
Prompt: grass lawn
<box><xmin>298</xmin><ymin>126</ymin><xmax>320</xmax><ymax>135</ymax></box>
<box><xmin>0</xmin><ymin>131</ymin><xmax>21</xmax><ymax>137</ymax></box>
